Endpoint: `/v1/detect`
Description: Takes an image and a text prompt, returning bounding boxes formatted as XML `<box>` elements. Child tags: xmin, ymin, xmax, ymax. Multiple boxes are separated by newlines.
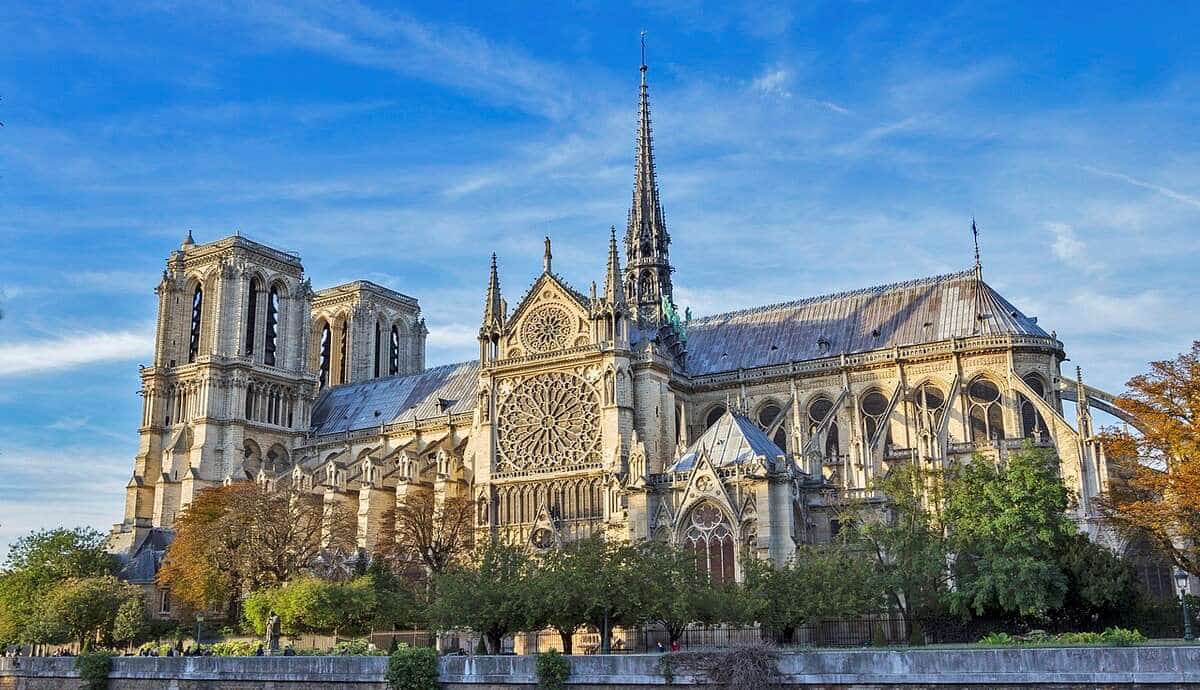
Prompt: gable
<box><xmin>504</xmin><ymin>274</ymin><xmax>593</xmax><ymax>357</ymax></box>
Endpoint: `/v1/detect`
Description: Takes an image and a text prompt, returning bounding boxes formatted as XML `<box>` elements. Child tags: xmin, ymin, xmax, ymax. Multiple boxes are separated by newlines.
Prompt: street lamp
<box><xmin>195</xmin><ymin>614</ymin><xmax>205</xmax><ymax>647</ymax></box>
<box><xmin>1174</xmin><ymin>569</ymin><xmax>1193</xmax><ymax>642</ymax></box>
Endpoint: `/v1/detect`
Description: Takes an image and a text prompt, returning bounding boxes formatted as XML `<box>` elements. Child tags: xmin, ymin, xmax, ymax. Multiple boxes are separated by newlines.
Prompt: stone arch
<box><xmin>966</xmin><ymin>375</ymin><xmax>1006</xmax><ymax>443</ymax></box>
<box><xmin>859</xmin><ymin>388</ymin><xmax>892</xmax><ymax>446</ymax></box>
<box><xmin>806</xmin><ymin>395</ymin><xmax>840</xmax><ymax>460</ymax></box>
<box><xmin>266</xmin><ymin>443</ymin><xmax>290</xmax><ymax>471</ymax></box>
<box><xmin>754</xmin><ymin>398</ymin><xmax>788</xmax><ymax>451</ymax></box>
<box><xmin>703</xmin><ymin>403</ymin><xmax>726</xmax><ymax>430</ymax></box>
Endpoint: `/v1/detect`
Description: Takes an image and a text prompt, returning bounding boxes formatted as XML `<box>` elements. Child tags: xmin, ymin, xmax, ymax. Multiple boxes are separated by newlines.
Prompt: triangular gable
<box><xmin>669</xmin><ymin>410</ymin><xmax>786</xmax><ymax>472</ymax></box>
<box><xmin>674</xmin><ymin>452</ymin><xmax>736</xmax><ymax>525</ymax></box>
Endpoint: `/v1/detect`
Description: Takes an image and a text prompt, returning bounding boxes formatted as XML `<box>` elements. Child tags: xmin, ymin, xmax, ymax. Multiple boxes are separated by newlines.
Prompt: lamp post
<box><xmin>195</xmin><ymin>614</ymin><xmax>205</xmax><ymax>647</ymax></box>
<box><xmin>1175</xmin><ymin>569</ymin><xmax>1194</xmax><ymax>642</ymax></box>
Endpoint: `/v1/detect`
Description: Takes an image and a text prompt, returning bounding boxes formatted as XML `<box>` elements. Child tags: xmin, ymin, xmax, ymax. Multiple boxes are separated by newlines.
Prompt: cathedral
<box><xmin>109</xmin><ymin>59</ymin><xmax>1131</xmax><ymax>589</ymax></box>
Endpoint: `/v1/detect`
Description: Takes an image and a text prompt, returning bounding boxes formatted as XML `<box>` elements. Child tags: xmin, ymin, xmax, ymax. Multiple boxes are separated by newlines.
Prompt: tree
<box><xmin>636</xmin><ymin>541</ymin><xmax>716</xmax><ymax>645</ymax></box>
<box><xmin>111</xmin><ymin>596</ymin><xmax>148</xmax><ymax>648</ymax></box>
<box><xmin>847</xmin><ymin>460</ymin><xmax>950</xmax><ymax>636</ymax></box>
<box><xmin>376</xmin><ymin>492</ymin><xmax>474</xmax><ymax>580</ymax></box>
<box><xmin>432</xmin><ymin>540</ymin><xmax>530</xmax><ymax>653</ymax></box>
<box><xmin>1052</xmin><ymin>531</ymin><xmax>1140</xmax><ymax>630</ymax></box>
<box><xmin>32</xmin><ymin>576</ymin><xmax>142</xmax><ymax>649</ymax></box>
<box><xmin>525</xmin><ymin>542</ymin><xmax>594</xmax><ymax>654</ymax></box>
<box><xmin>741</xmin><ymin>544</ymin><xmax>882</xmax><ymax>643</ymax></box>
<box><xmin>0</xmin><ymin>528</ymin><xmax>117</xmax><ymax>645</ymax></box>
<box><xmin>943</xmin><ymin>445</ymin><xmax>1074</xmax><ymax>619</ymax></box>
<box><xmin>158</xmin><ymin>483</ymin><xmax>356</xmax><ymax>613</ymax></box>
<box><xmin>1098</xmin><ymin>341</ymin><xmax>1200</xmax><ymax>577</ymax></box>
<box><xmin>244</xmin><ymin>575</ymin><xmax>378</xmax><ymax>638</ymax></box>
<box><xmin>567</xmin><ymin>538</ymin><xmax>649</xmax><ymax>653</ymax></box>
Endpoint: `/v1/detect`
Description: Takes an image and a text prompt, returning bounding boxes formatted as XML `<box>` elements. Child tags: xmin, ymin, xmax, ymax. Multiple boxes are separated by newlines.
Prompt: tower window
<box><xmin>264</xmin><ymin>287</ymin><xmax>280</xmax><ymax>366</ymax></box>
<box><xmin>318</xmin><ymin>324</ymin><xmax>331</xmax><ymax>388</ymax></box>
<box><xmin>244</xmin><ymin>278</ymin><xmax>259</xmax><ymax>357</ymax></box>
<box><xmin>188</xmin><ymin>285</ymin><xmax>203</xmax><ymax>363</ymax></box>
<box><xmin>338</xmin><ymin>322</ymin><xmax>348</xmax><ymax>383</ymax></box>
<box><xmin>390</xmin><ymin>325</ymin><xmax>400</xmax><ymax>376</ymax></box>
<box><xmin>374</xmin><ymin>321</ymin><xmax>382</xmax><ymax>378</ymax></box>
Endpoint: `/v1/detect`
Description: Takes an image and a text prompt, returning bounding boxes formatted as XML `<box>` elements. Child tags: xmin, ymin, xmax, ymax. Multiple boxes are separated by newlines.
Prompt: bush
<box><xmin>332</xmin><ymin>638</ymin><xmax>386</xmax><ymax>656</ymax></box>
<box><xmin>386</xmin><ymin>645</ymin><xmax>438</xmax><ymax>690</ymax></box>
<box><xmin>1099</xmin><ymin>627</ymin><xmax>1146</xmax><ymax>646</ymax></box>
<box><xmin>74</xmin><ymin>650</ymin><xmax>113</xmax><ymax>690</ymax></box>
<box><xmin>536</xmin><ymin>649</ymin><xmax>570</xmax><ymax>690</ymax></box>
<box><xmin>979</xmin><ymin>632</ymin><xmax>1017</xmax><ymax>645</ymax></box>
<box><xmin>210</xmin><ymin>639</ymin><xmax>262</xmax><ymax>656</ymax></box>
<box><xmin>979</xmin><ymin>627</ymin><xmax>1146</xmax><ymax>647</ymax></box>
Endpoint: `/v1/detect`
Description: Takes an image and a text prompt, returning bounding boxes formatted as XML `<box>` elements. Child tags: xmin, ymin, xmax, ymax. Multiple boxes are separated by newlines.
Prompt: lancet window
<box><xmin>318</xmin><ymin>324</ymin><xmax>331</xmax><ymax>389</ymax></box>
<box><xmin>808</xmin><ymin>397</ymin><xmax>839</xmax><ymax>459</ymax></box>
<box><xmin>681</xmin><ymin>502</ymin><xmax>736</xmax><ymax>585</ymax></box>
<box><xmin>968</xmin><ymin>378</ymin><xmax>1005</xmax><ymax>443</ymax></box>
<box><xmin>860</xmin><ymin>390</ymin><xmax>891</xmax><ymax>445</ymax></box>
<box><xmin>1020</xmin><ymin>374</ymin><xmax>1050</xmax><ymax>440</ymax></box>
<box><xmin>757</xmin><ymin>403</ymin><xmax>787</xmax><ymax>451</ymax></box>
<box><xmin>188</xmin><ymin>285</ymin><xmax>203</xmax><ymax>363</ymax></box>
<box><xmin>245</xmin><ymin>278</ymin><xmax>259</xmax><ymax>356</ymax></box>
<box><xmin>264</xmin><ymin>286</ymin><xmax>280</xmax><ymax>366</ymax></box>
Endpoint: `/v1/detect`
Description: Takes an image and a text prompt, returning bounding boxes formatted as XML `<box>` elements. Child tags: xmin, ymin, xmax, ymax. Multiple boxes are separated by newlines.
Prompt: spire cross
<box><xmin>640</xmin><ymin>30</ymin><xmax>648</xmax><ymax>82</ymax></box>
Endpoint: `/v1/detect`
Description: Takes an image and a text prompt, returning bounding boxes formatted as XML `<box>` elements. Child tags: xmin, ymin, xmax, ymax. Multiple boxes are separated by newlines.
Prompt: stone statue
<box><xmin>265</xmin><ymin>613</ymin><xmax>281</xmax><ymax>653</ymax></box>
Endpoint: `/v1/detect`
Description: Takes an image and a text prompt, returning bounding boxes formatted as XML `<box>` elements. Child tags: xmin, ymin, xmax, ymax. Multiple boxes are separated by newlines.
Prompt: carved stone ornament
<box><xmin>520</xmin><ymin>304</ymin><xmax>572</xmax><ymax>353</ymax></box>
<box><xmin>496</xmin><ymin>371</ymin><xmax>601</xmax><ymax>473</ymax></box>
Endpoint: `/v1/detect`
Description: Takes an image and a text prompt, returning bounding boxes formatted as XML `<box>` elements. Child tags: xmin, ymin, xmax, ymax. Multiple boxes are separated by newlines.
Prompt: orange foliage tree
<box><xmin>157</xmin><ymin>483</ymin><xmax>356</xmax><ymax>614</ymax></box>
<box><xmin>375</xmin><ymin>492</ymin><xmax>475</xmax><ymax>580</ymax></box>
<box><xmin>1098</xmin><ymin>341</ymin><xmax>1200</xmax><ymax>577</ymax></box>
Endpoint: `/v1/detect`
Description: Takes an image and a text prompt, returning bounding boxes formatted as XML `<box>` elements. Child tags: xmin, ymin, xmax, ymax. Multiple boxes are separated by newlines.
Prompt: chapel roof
<box><xmin>669</xmin><ymin>410</ymin><xmax>786</xmax><ymax>472</ymax></box>
<box><xmin>309</xmin><ymin>360</ymin><xmax>478</xmax><ymax>436</ymax></box>
<box><xmin>684</xmin><ymin>269</ymin><xmax>1050</xmax><ymax>376</ymax></box>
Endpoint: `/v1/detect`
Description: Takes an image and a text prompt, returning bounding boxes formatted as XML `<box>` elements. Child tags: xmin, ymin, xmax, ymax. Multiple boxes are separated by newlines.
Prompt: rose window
<box><xmin>520</xmin><ymin>304</ymin><xmax>572</xmax><ymax>353</ymax></box>
<box><xmin>496</xmin><ymin>371</ymin><xmax>601</xmax><ymax>473</ymax></box>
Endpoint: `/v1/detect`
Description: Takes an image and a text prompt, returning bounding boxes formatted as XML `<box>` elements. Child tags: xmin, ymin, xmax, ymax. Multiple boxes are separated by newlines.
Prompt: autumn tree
<box><xmin>1098</xmin><ymin>341</ymin><xmax>1200</xmax><ymax>577</ymax></box>
<box><xmin>376</xmin><ymin>492</ymin><xmax>474</xmax><ymax>581</ymax></box>
<box><xmin>158</xmin><ymin>483</ymin><xmax>356</xmax><ymax>614</ymax></box>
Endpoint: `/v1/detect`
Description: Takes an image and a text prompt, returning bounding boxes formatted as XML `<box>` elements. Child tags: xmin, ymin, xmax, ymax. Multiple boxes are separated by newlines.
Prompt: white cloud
<box><xmin>1082</xmin><ymin>166</ymin><xmax>1200</xmax><ymax>210</ymax></box>
<box><xmin>751</xmin><ymin>66</ymin><xmax>792</xmax><ymax>98</ymax></box>
<box><xmin>0</xmin><ymin>327</ymin><xmax>154</xmax><ymax>377</ymax></box>
<box><xmin>1045</xmin><ymin>222</ymin><xmax>1104</xmax><ymax>274</ymax></box>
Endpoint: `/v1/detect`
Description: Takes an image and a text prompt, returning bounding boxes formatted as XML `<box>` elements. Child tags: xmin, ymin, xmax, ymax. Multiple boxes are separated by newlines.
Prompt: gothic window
<box><xmin>264</xmin><ymin>286</ymin><xmax>280</xmax><ymax>366</ymax></box>
<box><xmin>913</xmin><ymin>383</ymin><xmax>946</xmax><ymax>435</ymax></box>
<box><xmin>245</xmin><ymin>278</ymin><xmax>259</xmax><ymax>356</ymax></box>
<box><xmin>244</xmin><ymin>382</ymin><xmax>255</xmax><ymax>420</ymax></box>
<box><xmin>496</xmin><ymin>371</ymin><xmax>601</xmax><ymax>473</ymax></box>
<box><xmin>520</xmin><ymin>304</ymin><xmax>572</xmax><ymax>353</ymax></box>
<box><xmin>188</xmin><ymin>285</ymin><xmax>203</xmax><ymax>363</ymax></box>
<box><xmin>757</xmin><ymin>403</ymin><xmax>787</xmax><ymax>451</ymax></box>
<box><xmin>374</xmin><ymin>321</ymin><xmax>382</xmax><ymax>378</ymax></box>
<box><xmin>808</xmin><ymin>398</ymin><xmax>840</xmax><ymax>459</ymax></box>
<box><xmin>158</xmin><ymin>590</ymin><xmax>171</xmax><ymax>615</ymax></box>
<box><xmin>318</xmin><ymin>323</ymin><xmax>331</xmax><ymax>389</ymax></box>
<box><xmin>861</xmin><ymin>391</ymin><xmax>891</xmax><ymax>445</ymax></box>
<box><xmin>337</xmin><ymin>321</ymin><xmax>348</xmax><ymax>384</ymax></box>
<box><xmin>681</xmin><ymin>502</ymin><xmax>736</xmax><ymax>585</ymax></box>
<box><xmin>705</xmin><ymin>405</ymin><xmax>726</xmax><ymax>429</ymax></box>
<box><xmin>1020</xmin><ymin>374</ymin><xmax>1049</xmax><ymax>440</ymax></box>
<box><xmin>968</xmin><ymin>378</ymin><xmax>1005</xmax><ymax>443</ymax></box>
<box><xmin>389</xmin><ymin>325</ymin><xmax>400</xmax><ymax>376</ymax></box>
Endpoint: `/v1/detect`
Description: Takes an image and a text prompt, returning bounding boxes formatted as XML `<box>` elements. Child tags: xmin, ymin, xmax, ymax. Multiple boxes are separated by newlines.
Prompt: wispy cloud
<box><xmin>0</xmin><ymin>327</ymin><xmax>154</xmax><ymax>377</ymax></box>
<box><xmin>751</xmin><ymin>65</ymin><xmax>792</xmax><ymax>98</ymax></box>
<box><xmin>1081</xmin><ymin>166</ymin><xmax>1200</xmax><ymax>210</ymax></box>
<box><xmin>1045</xmin><ymin>222</ymin><xmax>1104</xmax><ymax>274</ymax></box>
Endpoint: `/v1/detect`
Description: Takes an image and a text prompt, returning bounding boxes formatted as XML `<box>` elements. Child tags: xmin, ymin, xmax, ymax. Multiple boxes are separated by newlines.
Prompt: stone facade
<box><xmin>109</xmin><ymin>62</ymin><xmax>1134</xmax><ymax>594</ymax></box>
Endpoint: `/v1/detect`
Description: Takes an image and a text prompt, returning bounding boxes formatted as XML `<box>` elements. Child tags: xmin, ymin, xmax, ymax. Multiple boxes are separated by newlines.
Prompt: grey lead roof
<box><xmin>310</xmin><ymin>361</ymin><xmax>479</xmax><ymax>436</ymax></box>
<box><xmin>669</xmin><ymin>411</ymin><xmax>786</xmax><ymax>471</ymax></box>
<box><xmin>684</xmin><ymin>270</ymin><xmax>1048</xmax><ymax>376</ymax></box>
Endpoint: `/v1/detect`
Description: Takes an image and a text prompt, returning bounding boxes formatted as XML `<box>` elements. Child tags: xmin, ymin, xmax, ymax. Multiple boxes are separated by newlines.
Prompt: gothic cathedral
<box><xmin>110</xmin><ymin>59</ymin><xmax>1127</xmax><ymax>586</ymax></box>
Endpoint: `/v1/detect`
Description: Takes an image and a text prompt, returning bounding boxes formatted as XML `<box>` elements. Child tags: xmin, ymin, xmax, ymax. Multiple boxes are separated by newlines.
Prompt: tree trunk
<box><xmin>600</xmin><ymin>611</ymin><xmax>611</xmax><ymax>654</ymax></box>
<box><xmin>558</xmin><ymin>630</ymin><xmax>573</xmax><ymax>655</ymax></box>
<box><xmin>486</xmin><ymin>631</ymin><xmax>503</xmax><ymax>655</ymax></box>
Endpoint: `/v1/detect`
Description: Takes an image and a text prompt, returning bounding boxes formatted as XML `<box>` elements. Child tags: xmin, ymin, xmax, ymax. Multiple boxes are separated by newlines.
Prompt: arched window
<box><xmin>1020</xmin><ymin>374</ymin><xmax>1049</xmax><ymax>440</ymax></box>
<box><xmin>705</xmin><ymin>405</ymin><xmax>726</xmax><ymax>429</ymax></box>
<box><xmin>264</xmin><ymin>286</ymin><xmax>280</xmax><ymax>366</ymax></box>
<box><xmin>808</xmin><ymin>398</ymin><xmax>839</xmax><ymax>459</ymax></box>
<box><xmin>188</xmin><ymin>285</ymin><xmax>203</xmax><ymax>363</ymax></box>
<box><xmin>913</xmin><ymin>382</ymin><xmax>946</xmax><ymax>435</ymax></box>
<box><xmin>338</xmin><ymin>322</ymin><xmax>348</xmax><ymax>384</ymax></box>
<box><xmin>245</xmin><ymin>382</ymin><xmax>255</xmax><ymax>420</ymax></box>
<box><xmin>245</xmin><ymin>278</ymin><xmax>259</xmax><ymax>356</ymax></box>
<box><xmin>757</xmin><ymin>403</ymin><xmax>787</xmax><ymax>451</ymax></box>
<box><xmin>860</xmin><ymin>391</ymin><xmax>891</xmax><ymax>445</ymax></box>
<box><xmin>968</xmin><ymin>378</ymin><xmax>1005</xmax><ymax>443</ymax></box>
<box><xmin>390</xmin><ymin>325</ymin><xmax>400</xmax><ymax>376</ymax></box>
<box><xmin>318</xmin><ymin>323</ymin><xmax>332</xmax><ymax>388</ymax></box>
<box><xmin>374</xmin><ymin>321</ymin><xmax>382</xmax><ymax>378</ymax></box>
<box><xmin>681</xmin><ymin>502</ymin><xmax>736</xmax><ymax>585</ymax></box>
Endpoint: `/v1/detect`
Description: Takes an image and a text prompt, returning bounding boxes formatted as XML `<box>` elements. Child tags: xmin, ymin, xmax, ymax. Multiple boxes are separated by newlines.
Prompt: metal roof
<box><xmin>669</xmin><ymin>411</ymin><xmax>786</xmax><ymax>471</ymax></box>
<box><xmin>684</xmin><ymin>269</ymin><xmax>1048</xmax><ymax>376</ymax></box>
<box><xmin>310</xmin><ymin>361</ymin><xmax>479</xmax><ymax>436</ymax></box>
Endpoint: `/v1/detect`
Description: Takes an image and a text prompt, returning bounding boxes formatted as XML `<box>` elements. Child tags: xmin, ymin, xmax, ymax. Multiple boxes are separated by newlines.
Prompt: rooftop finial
<box><xmin>972</xmin><ymin>217</ymin><xmax>982</xmax><ymax>277</ymax></box>
<box><xmin>543</xmin><ymin>236</ymin><xmax>553</xmax><ymax>273</ymax></box>
<box><xmin>182</xmin><ymin>229</ymin><xmax>195</xmax><ymax>249</ymax></box>
<box><xmin>640</xmin><ymin>30</ymin><xmax>648</xmax><ymax>84</ymax></box>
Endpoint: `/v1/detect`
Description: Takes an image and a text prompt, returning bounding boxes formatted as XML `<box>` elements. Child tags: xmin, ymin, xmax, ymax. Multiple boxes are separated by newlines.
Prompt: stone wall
<box><xmin>3</xmin><ymin>646</ymin><xmax>1200</xmax><ymax>689</ymax></box>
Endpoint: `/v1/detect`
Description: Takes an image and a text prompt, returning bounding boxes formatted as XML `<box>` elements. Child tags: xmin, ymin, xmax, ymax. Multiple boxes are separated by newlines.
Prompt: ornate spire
<box><xmin>482</xmin><ymin>253</ymin><xmax>503</xmax><ymax>327</ymax></box>
<box><xmin>604</xmin><ymin>225</ymin><xmax>625</xmax><ymax>307</ymax></box>
<box><xmin>624</xmin><ymin>35</ymin><xmax>674</xmax><ymax>329</ymax></box>
<box><xmin>543</xmin><ymin>236</ymin><xmax>553</xmax><ymax>274</ymax></box>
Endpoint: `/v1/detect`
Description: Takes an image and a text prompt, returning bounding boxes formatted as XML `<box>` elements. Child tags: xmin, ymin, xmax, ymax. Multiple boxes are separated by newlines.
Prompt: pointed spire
<box><xmin>543</xmin><ymin>236</ymin><xmax>553</xmax><ymax>274</ymax></box>
<box><xmin>604</xmin><ymin>225</ymin><xmax>625</xmax><ymax>307</ymax></box>
<box><xmin>625</xmin><ymin>33</ymin><xmax>674</xmax><ymax>328</ymax></box>
<box><xmin>483</xmin><ymin>253</ymin><xmax>503</xmax><ymax>326</ymax></box>
<box><xmin>972</xmin><ymin>217</ymin><xmax>982</xmax><ymax>278</ymax></box>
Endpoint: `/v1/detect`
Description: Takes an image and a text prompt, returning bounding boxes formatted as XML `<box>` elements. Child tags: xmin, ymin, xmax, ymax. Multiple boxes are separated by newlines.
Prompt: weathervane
<box><xmin>971</xmin><ymin>217</ymin><xmax>982</xmax><ymax>275</ymax></box>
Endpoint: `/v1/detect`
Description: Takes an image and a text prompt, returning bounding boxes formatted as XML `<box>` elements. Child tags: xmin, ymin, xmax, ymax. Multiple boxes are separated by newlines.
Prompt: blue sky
<box><xmin>1</xmin><ymin>1</ymin><xmax>1198</xmax><ymax>551</ymax></box>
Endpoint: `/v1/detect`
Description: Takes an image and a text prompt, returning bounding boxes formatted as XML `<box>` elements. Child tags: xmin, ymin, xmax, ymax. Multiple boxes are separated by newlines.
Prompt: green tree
<box><xmin>33</xmin><ymin>576</ymin><xmax>142</xmax><ymax>649</ymax></box>
<box><xmin>742</xmin><ymin>545</ymin><xmax>882</xmax><ymax>643</ymax></box>
<box><xmin>569</xmin><ymin>538</ymin><xmax>650</xmax><ymax>653</ymax></box>
<box><xmin>637</xmin><ymin>541</ymin><xmax>715</xmax><ymax>645</ymax></box>
<box><xmin>526</xmin><ymin>542</ymin><xmax>594</xmax><ymax>653</ymax></box>
<box><xmin>432</xmin><ymin>541</ymin><xmax>530</xmax><ymax>653</ymax></box>
<box><xmin>0</xmin><ymin>528</ymin><xmax>117</xmax><ymax>645</ymax></box>
<box><xmin>943</xmin><ymin>445</ymin><xmax>1074</xmax><ymax>619</ymax></box>
<box><xmin>243</xmin><ymin>575</ymin><xmax>380</xmax><ymax>638</ymax></box>
<box><xmin>848</xmin><ymin>461</ymin><xmax>949</xmax><ymax>636</ymax></box>
<box><xmin>1053</xmin><ymin>531</ymin><xmax>1140</xmax><ymax>630</ymax></box>
<box><xmin>111</xmin><ymin>596</ymin><xmax>148</xmax><ymax>648</ymax></box>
